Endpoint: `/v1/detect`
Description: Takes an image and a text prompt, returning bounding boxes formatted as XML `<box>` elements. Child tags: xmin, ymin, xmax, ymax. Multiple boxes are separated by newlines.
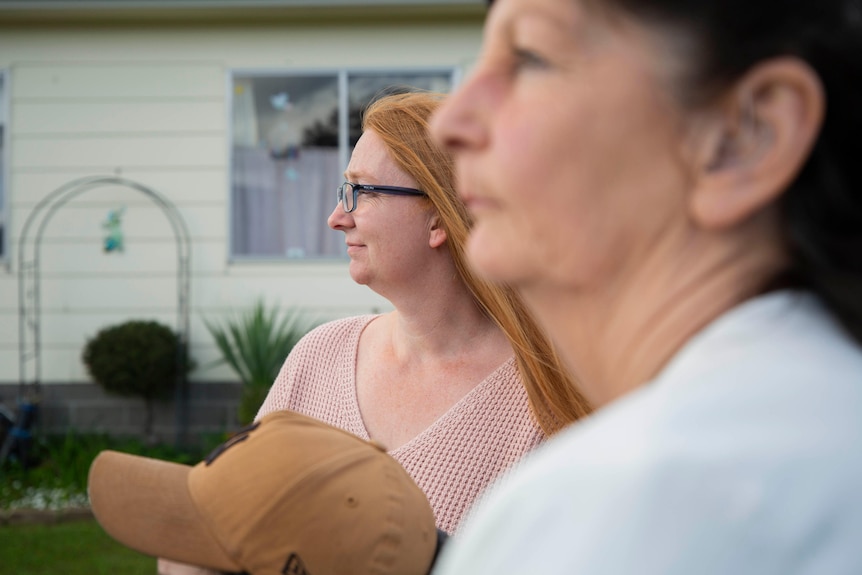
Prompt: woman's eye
<box><xmin>358</xmin><ymin>191</ymin><xmax>380</xmax><ymax>200</ymax></box>
<box><xmin>513</xmin><ymin>47</ymin><xmax>549</xmax><ymax>71</ymax></box>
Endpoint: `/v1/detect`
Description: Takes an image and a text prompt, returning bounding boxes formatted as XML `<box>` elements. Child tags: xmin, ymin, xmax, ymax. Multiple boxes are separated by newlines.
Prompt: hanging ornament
<box><xmin>102</xmin><ymin>207</ymin><xmax>125</xmax><ymax>253</ymax></box>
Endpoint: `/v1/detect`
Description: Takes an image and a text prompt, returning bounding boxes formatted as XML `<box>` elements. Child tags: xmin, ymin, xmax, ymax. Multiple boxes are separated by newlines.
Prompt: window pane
<box><xmin>229</xmin><ymin>70</ymin><xmax>454</xmax><ymax>260</ymax></box>
<box><xmin>348</xmin><ymin>72</ymin><xmax>453</xmax><ymax>147</ymax></box>
<box><xmin>231</xmin><ymin>74</ymin><xmax>342</xmax><ymax>259</ymax></box>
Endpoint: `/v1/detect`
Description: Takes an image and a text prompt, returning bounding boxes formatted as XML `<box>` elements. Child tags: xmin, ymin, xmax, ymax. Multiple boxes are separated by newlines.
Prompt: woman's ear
<box><xmin>428</xmin><ymin>214</ymin><xmax>448</xmax><ymax>248</ymax></box>
<box><xmin>688</xmin><ymin>57</ymin><xmax>824</xmax><ymax>230</ymax></box>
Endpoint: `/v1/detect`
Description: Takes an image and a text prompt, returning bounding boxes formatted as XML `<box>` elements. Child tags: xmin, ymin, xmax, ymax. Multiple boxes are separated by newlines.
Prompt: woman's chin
<box><xmin>466</xmin><ymin>230</ymin><xmax>527</xmax><ymax>286</ymax></box>
<box><xmin>347</xmin><ymin>264</ymin><xmax>371</xmax><ymax>286</ymax></box>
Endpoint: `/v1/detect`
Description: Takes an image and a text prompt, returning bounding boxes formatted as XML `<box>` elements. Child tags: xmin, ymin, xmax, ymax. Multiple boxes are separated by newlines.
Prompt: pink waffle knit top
<box><xmin>257</xmin><ymin>314</ymin><xmax>546</xmax><ymax>534</ymax></box>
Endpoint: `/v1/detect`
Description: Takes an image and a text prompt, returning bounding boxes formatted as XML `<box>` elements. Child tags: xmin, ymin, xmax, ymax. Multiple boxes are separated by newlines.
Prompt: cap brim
<box><xmin>88</xmin><ymin>450</ymin><xmax>240</xmax><ymax>572</ymax></box>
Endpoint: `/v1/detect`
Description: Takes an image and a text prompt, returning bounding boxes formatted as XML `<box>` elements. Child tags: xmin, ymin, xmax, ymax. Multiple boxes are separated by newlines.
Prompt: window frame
<box><xmin>226</xmin><ymin>66</ymin><xmax>457</xmax><ymax>263</ymax></box>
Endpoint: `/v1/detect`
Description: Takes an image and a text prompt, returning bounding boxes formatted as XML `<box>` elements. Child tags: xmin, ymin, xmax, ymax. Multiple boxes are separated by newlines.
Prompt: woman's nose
<box><xmin>327</xmin><ymin>202</ymin><xmax>353</xmax><ymax>230</ymax></box>
<box><xmin>430</xmin><ymin>66</ymin><xmax>492</xmax><ymax>153</ymax></box>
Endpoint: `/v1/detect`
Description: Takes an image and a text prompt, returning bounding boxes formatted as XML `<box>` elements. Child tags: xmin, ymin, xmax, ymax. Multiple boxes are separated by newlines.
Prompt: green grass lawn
<box><xmin>0</xmin><ymin>431</ymin><xmax>226</xmax><ymax>575</ymax></box>
<box><xmin>0</xmin><ymin>519</ymin><xmax>156</xmax><ymax>575</ymax></box>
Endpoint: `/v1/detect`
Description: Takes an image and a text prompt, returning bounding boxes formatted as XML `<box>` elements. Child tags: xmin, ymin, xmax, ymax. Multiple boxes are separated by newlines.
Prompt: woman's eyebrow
<box><xmin>344</xmin><ymin>168</ymin><xmax>370</xmax><ymax>182</ymax></box>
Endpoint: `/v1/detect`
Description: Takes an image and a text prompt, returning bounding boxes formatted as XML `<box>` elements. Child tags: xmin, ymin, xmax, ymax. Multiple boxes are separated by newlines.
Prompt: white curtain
<box><xmin>231</xmin><ymin>146</ymin><xmax>343</xmax><ymax>258</ymax></box>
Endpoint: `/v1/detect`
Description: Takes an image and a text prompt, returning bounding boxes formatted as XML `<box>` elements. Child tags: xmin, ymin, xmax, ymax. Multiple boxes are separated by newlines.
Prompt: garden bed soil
<box><xmin>0</xmin><ymin>506</ymin><xmax>92</xmax><ymax>526</ymax></box>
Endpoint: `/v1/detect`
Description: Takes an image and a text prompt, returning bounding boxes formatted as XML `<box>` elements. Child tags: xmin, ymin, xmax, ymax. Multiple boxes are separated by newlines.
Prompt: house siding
<box><xmin>0</xmin><ymin>13</ymin><xmax>483</xmax><ymax>439</ymax></box>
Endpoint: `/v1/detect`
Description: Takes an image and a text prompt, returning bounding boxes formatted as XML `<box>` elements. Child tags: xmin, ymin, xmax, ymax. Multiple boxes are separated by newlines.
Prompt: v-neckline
<box><xmin>346</xmin><ymin>314</ymin><xmax>516</xmax><ymax>455</ymax></box>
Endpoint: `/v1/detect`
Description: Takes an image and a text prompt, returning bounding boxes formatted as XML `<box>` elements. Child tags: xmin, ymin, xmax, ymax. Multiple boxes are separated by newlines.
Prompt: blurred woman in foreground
<box><xmin>430</xmin><ymin>0</ymin><xmax>862</xmax><ymax>572</ymax></box>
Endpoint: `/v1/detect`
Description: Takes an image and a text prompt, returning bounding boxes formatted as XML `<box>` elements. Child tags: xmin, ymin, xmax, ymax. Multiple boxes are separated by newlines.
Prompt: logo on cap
<box><xmin>204</xmin><ymin>421</ymin><xmax>261</xmax><ymax>466</ymax></box>
<box><xmin>282</xmin><ymin>552</ymin><xmax>309</xmax><ymax>575</ymax></box>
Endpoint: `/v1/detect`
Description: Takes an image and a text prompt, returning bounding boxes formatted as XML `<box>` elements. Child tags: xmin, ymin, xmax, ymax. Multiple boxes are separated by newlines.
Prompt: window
<box><xmin>0</xmin><ymin>70</ymin><xmax>6</xmax><ymax>259</ymax></box>
<box><xmin>229</xmin><ymin>69</ymin><xmax>453</xmax><ymax>260</ymax></box>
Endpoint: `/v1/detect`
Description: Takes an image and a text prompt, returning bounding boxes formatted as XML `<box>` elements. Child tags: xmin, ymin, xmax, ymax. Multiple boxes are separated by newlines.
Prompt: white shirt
<box><xmin>433</xmin><ymin>291</ymin><xmax>862</xmax><ymax>574</ymax></box>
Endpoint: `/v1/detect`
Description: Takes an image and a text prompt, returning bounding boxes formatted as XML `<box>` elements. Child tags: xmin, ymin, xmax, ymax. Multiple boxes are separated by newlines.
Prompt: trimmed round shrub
<box><xmin>82</xmin><ymin>320</ymin><xmax>184</xmax><ymax>402</ymax></box>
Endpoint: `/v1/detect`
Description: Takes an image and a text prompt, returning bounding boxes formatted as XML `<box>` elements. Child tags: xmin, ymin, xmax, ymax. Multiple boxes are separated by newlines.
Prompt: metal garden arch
<box><xmin>17</xmin><ymin>175</ymin><xmax>191</xmax><ymax>442</ymax></box>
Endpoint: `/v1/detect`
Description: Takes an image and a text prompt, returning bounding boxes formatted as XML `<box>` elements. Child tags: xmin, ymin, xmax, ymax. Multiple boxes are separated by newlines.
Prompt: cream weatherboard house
<box><xmin>0</xmin><ymin>0</ymin><xmax>484</xmax><ymax>443</ymax></box>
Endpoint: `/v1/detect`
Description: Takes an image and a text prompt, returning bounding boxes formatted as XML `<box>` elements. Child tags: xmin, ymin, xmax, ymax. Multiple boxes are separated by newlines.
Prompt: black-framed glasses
<box><xmin>337</xmin><ymin>182</ymin><xmax>426</xmax><ymax>213</ymax></box>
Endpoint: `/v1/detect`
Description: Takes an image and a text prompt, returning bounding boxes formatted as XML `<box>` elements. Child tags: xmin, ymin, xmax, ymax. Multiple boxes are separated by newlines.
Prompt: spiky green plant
<box><xmin>203</xmin><ymin>301</ymin><xmax>320</xmax><ymax>424</ymax></box>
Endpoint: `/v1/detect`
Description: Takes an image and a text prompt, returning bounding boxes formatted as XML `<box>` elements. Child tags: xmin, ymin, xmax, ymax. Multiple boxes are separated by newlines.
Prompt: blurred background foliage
<box><xmin>204</xmin><ymin>300</ymin><xmax>320</xmax><ymax>424</ymax></box>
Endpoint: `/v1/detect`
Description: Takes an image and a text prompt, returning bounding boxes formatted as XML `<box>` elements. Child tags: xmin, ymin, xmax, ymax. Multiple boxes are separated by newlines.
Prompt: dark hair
<box><xmin>577</xmin><ymin>0</ymin><xmax>862</xmax><ymax>345</ymax></box>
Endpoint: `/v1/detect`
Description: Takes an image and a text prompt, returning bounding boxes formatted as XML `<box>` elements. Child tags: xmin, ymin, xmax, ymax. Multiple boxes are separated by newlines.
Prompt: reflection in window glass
<box><xmin>231</xmin><ymin>74</ymin><xmax>340</xmax><ymax>259</ymax></box>
<box><xmin>348</xmin><ymin>72</ymin><xmax>452</xmax><ymax>147</ymax></box>
<box><xmin>230</xmin><ymin>69</ymin><xmax>453</xmax><ymax>260</ymax></box>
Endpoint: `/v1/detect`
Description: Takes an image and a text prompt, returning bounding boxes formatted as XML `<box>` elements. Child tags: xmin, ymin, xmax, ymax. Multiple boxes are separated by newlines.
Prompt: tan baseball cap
<box><xmin>88</xmin><ymin>411</ymin><xmax>438</xmax><ymax>575</ymax></box>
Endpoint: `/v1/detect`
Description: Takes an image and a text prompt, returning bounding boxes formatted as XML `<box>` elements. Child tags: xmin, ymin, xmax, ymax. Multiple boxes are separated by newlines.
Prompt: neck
<box><xmin>381</xmin><ymin>259</ymin><xmax>508</xmax><ymax>360</ymax></box>
<box><xmin>522</xmin><ymin>214</ymin><xmax>787</xmax><ymax>408</ymax></box>
<box><xmin>390</xmin><ymin>291</ymin><xmax>503</xmax><ymax>360</ymax></box>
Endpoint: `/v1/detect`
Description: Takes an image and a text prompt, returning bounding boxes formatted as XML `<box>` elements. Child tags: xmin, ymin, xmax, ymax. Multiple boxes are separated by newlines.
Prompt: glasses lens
<box><xmin>345</xmin><ymin>183</ymin><xmax>355</xmax><ymax>212</ymax></box>
<box><xmin>338</xmin><ymin>183</ymin><xmax>353</xmax><ymax>212</ymax></box>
